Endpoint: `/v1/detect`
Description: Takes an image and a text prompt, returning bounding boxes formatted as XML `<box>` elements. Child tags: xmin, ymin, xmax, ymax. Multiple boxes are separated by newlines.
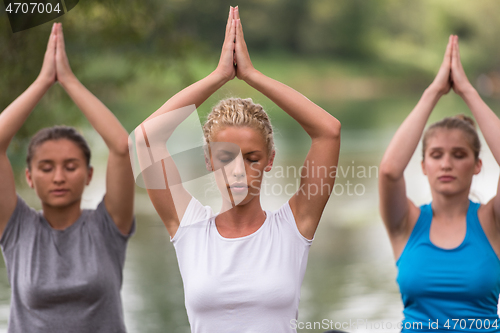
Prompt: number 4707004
<box><xmin>5</xmin><ymin>2</ymin><xmax>61</xmax><ymax>14</ymax></box>
<box><xmin>444</xmin><ymin>319</ymin><xmax>498</xmax><ymax>330</ymax></box>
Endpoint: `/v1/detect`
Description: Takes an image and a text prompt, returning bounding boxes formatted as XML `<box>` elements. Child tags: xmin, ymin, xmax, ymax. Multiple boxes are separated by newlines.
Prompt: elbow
<box><xmin>319</xmin><ymin>118</ymin><xmax>341</xmax><ymax>141</ymax></box>
<box><xmin>114</xmin><ymin>135</ymin><xmax>132</xmax><ymax>156</ymax></box>
<box><xmin>379</xmin><ymin>160</ymin><xmax>402</xmax><ymax>182</ymax></box>
<box><xmin>329</xmin><ymin>118</ymin><xmax>341</xmax><ymax>139</ymax></box>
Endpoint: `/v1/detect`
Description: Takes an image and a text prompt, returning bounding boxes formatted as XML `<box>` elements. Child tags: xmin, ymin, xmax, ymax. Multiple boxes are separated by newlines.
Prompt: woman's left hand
<box><xmin>233</xmin><ymin>7</ymin><xmax>256</xmax><ymax>81</ymax></box>
<box><xmin>450</xmin><ymin>35</ymin><xmax>474</xmax><ymax>96</ymax></box>
<box><xmin>55</xmin><ymin>23</ymin><xmax>76</xmax><ymax>85</ymax></box>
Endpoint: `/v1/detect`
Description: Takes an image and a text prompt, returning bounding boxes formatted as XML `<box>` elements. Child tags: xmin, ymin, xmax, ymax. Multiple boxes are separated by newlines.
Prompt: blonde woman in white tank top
<box><xmin>133</xmin><ymin>7</ymin><xmax>341</xmax><ymax>333</ymax></box>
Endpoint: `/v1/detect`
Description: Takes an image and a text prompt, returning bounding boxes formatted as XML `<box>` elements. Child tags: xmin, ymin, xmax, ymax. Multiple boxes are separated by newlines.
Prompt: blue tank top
<box><xmin>396</xmin><ymin>200</ymin><xmax>500</xmax><ymax>332</ymax></box>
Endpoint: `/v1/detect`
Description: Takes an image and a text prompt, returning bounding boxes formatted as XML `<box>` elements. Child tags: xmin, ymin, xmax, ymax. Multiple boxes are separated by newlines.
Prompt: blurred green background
<box><xmin>1</xmin><ymin>0</ymin><xmax>500</xmax><ymax>332</ymax></box>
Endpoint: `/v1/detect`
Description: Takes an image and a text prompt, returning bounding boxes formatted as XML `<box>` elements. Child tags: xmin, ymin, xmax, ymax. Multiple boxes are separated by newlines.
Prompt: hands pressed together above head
<box><xmin>431</xmin><ymin>35</ymin><xmax>474</xmax><ymax>97</ymax></box>
<box><xmin>38</xmin><ymin>22</ymin><xmax>75</xmax><ymax>87</ymax></box>
<box><xmin>215</xmin><ymin>6</ymin><xmax>257</xmax><ymax>83</ymax></box>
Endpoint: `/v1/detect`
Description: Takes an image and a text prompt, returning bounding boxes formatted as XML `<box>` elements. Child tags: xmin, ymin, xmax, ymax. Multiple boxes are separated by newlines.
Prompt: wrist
<box><xmin>424</xmin><ymin>84</ymin><xmax>445</xmax><ymax>100</ymax></box>
<box><xmin>210</xmin><ymin>69</ymin><xmax>232</xmax><ymax>87</ymax></box>
<box><xmin>242</xmin><ymin>68</ymin><xmax>261</xmax><ymax>85</ymax></box>
<box><xmin>34</xmin><ymin>75</ymin><xmax>54</xmax><ymax>90</ymax></box>
<box><xmin>57</xmin><ymin>73</ymin><xmax>79</xmax><ymax>89</ymax></box>
<box><xmin>456</xmin><ymin>83</ymin><xmax>476</xmax><ymax>99</ymax></box>
<box><xmin>212</xmin><ymin>67</ymin><xmax>233</xmax><ymax>84</ymax></box>
<box><xmin>58</xmin><ymin>72</ymin><xmax>77</xmax><ymax>88</ymax></box>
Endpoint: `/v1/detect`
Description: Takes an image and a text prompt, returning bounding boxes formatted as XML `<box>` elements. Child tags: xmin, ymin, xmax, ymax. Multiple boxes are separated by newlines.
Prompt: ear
<box><xmin>473</xmin><ymin>158</ymin><xmax>482</xmax><ymax>175</ymax></box>
<box><xmin>204</xmin><ymin>144</ymin><xmax>213</xmax><ymax>172</ymax></box>
<box><xmin>421</xmin><ymin>159</ymin><xmax>427</xmax><ymax>176</ymax></box>
<box><xmin>86</xmin><ymin>166</ymin><xmax>94</xmax><ymax>185</ymax></box>
<box><xmin>205</xmin><ymin>154</ymin><xmax>213</xmax><ymax>171</ymax></box>
<box><xmin>25</xmin><ymin>168</ymin><xmax>34</xmax><ymax>188</ymax></box>
<box><xmin>264</xmin><ymin>150</ymin><xmax>275</xmax><ymax>172</ymax></box>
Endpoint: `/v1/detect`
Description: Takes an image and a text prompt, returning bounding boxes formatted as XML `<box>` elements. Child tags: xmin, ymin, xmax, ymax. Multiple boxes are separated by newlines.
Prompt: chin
<box><xmin>433</xmin><ymin>185</ymin><xmax>469</xmax><ymax>197</ymax></box>
<box><xmin>43</xmin><ymin>196</ymin><xmax>80</xmax><ymax>209</ymax></box>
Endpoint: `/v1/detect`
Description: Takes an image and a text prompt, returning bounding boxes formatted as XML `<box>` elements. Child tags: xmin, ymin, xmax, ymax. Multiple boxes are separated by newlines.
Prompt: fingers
<box><xmin>223</xmin><ymin>18</ymin><xmax>236</xmax><ymax>53</ymax></box>
<box><xmin>452</xmin><ymin>35</ymin><xmax>461</xmax><ymax>66</ymax></box>
<box><xmin>443</xmin><ymin>35</ymin><xmax>453</xmax><ymax>65</ymax></box>
<box><xmin>436</xmin><ymin>35</ymin><xmax>453</xmax><ymax>77</ymax></box>
<box><xmin>225</xmin><ymin>6</ymin><xmax>234</xmax><ymax>37</ymax></box>
<box><xmin>234</xmin><ymin>7</ymin><xmax>243</xmax><ymax>39</ymax></box>
<box><xmin>39</xmin><ymin>23</ymin><xmax>57</xmax><ymax>83</ymax></box>
<box><xmin>235</xmin><ymin>18</ymin><xmax>248</xmax><ymax>58</ymax></box>
<box><xmin>224</xmin><ymin>12</ymin><xmax>236</xmax><ymax>46</ymax></box>
<box><xmin>46</xmin><ymin>23</ymin><xmax>57</xmax><ymax>54</ymax></box>
<box><xmin>235</xmin><ymin>18</ymin><xmax>245</xmax><ymax>44</ymax></box>
<box><xmin>232</xmin><ymin>6</ymin><xmax>244</xmax><ymax>44</ymax></box>
<box><xmin>56</xmin><ymin>23</ymin><xmax>66</xmax><ymax>54</ymax></box>
<box><xmin>234</xmin><ymin>6</ymin><xmax>240</xmax><ymax>20</ymax></box>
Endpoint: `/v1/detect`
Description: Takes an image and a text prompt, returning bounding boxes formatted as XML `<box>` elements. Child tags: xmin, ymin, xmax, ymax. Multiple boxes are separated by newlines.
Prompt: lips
<box><xmin>438</xmin><ymin>175</ymin><xmax>456</xmax><ymax>182</ymax></box>
<box><xmin>51</xmin><ymin>189</ymin><xmax>69</xmax><ymax>196</ymax></box>
<box><xmin>229</xmin><ymin>182</ymin><xmax>248</xmax><ymax>193</ymax></box>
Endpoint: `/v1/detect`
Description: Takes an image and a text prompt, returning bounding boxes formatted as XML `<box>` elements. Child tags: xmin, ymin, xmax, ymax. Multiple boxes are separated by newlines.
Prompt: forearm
<box><xmin>380</xmin><ymin>86</ymin><xmax>442</xmax><ymax>178</ymax></box>
<box><xmin>460</xmin><ymin>87</ymin><xmax>500</xmax><ymax>164</ymax></box>
<box><xmin>245</xmin><ymin>70</ymin><xmax>339</xmax><ymax>138</ymax></box>
<box><xmin>0</xmin><ymin>78</ymin><xmax>52</xmax><ymax>152</ymax></box>
<box><xmin>147</xmin><ymin>70</ymin><xmax>229</xmax><ymax>121</ymax></box>
<box><xmin>60</xmin><ymin>76</ymin><xmax>129</xmax><ymax>154</ymax></box>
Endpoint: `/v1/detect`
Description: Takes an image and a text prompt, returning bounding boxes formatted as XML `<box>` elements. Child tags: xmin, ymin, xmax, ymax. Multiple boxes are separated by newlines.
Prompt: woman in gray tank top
<box><xmin>0</xmin><ymin>23</ymin><xmax>135</xmax><ymax>333</ymax></box>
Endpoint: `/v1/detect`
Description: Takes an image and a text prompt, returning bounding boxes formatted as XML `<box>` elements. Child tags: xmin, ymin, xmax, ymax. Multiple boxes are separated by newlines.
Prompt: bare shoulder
<box><xmin>478</xmin><ymin>200</ymin><xmax>500</xmax><ymax>258</ymax></box>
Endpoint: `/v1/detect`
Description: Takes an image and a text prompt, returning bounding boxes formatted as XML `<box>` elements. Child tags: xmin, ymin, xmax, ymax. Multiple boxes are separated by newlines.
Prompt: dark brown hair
<box><xmin>422</xmin><ymin>114</ymin><xmax>481</xmax><ymax>160</ymax></box>
<box><xmin>26</xmin><ymin>126</ymin><xmax>91</xmax><ymax>171</ymax></box>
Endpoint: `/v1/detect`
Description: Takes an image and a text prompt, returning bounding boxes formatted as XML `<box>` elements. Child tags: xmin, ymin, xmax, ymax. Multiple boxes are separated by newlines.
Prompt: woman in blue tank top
<box><xmin>379</xmin><ymin>35</ymin><xmax>500</xmax><ymax>332</ymax></box>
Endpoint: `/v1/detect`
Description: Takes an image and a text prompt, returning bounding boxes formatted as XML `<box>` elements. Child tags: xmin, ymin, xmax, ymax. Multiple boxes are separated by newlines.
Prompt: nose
<box><xmin>53</xmin><ymin>166</ymin><xmax>66</xmax><ymax>184</ymax></box>
<box><xmin>440</xmin><ymin>153</ymin><xmax>452</xmax><ymax>170</ymax></box>
<box><xmin>231</xmin><ymin>154</ymin><xmax>245</xmax><ymax>179</ymax></box>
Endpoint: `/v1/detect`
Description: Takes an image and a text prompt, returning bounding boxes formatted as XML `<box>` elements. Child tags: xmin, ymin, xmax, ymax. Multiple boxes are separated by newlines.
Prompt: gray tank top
<box><xmin>0</xmin><ymin>195</ymin><xmax>135</xmax><ymax>333</ymax></box>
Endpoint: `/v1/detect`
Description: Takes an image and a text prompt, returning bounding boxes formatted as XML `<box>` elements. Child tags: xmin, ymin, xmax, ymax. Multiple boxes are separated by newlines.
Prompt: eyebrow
<box><xmin>37</xmin><ymin>158</ymin><xmax>81</xmax><ymax>164</ymax></box>
<box><xmin>429</xmin><ymin>146</ymin><xmax>468</xmax><ymax>150</ymax></box>
<box><xmin>215</xmin><ymin>149</ymin><xmax>262</xmax><ymax>155</ymax></box>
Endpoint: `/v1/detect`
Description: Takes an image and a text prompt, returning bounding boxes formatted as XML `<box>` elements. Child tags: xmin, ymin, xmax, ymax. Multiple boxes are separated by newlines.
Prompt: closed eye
<box><xmin>430</xmin><ymin>153</ymin><xmax>442</xmax><ymax>159</ymax></box>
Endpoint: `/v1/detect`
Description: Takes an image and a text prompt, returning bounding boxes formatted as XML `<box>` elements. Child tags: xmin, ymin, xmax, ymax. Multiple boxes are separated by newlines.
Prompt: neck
<box><xmin>216</xmin><ymin>195</ymin><xmax>266</xmax><ymax>236</ymax></box>
<box><xmin>42</xmin><ymin>200</ymin><xmax>82</xmax><ymax>230</ymax></box>
<box><xmin>430</xmin><ymin>189</ymin><xmax>470</xmax><ymax>219</ymax></box>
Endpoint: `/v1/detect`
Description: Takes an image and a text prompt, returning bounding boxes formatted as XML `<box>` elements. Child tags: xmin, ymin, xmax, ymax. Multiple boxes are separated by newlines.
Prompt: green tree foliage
<box><xmin>1</xmin><ymin>0</ymin><xmax>500</xmax><ymax>171</ymax></box>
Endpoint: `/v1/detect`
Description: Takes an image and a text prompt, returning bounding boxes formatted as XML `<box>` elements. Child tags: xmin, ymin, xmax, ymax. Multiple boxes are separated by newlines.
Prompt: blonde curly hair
<box><xmin>203</xmin><ymin>98</ymin><xmax>275</xmax><ymax>157</ymax></box>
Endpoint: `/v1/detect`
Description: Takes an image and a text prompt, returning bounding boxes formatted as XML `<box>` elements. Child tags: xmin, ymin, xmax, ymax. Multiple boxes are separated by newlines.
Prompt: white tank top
<box><xmin>171</xmin><ymin>198</ymin><xmax>312</xmax><ymax>333</ymax></box>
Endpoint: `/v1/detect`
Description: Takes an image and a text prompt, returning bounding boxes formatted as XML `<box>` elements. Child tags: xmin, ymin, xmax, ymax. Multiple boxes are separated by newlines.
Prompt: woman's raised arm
<box><xmin>54</xmin><ymin>23</ymin><xmax>134</xmax><ymax>235</ymax></box>
<box><xmin>138</xmin><ymin>7</ymin><xmax>237</xmax><ymax>237</ymax></box>
<box><xmin>232</xmin><ymin>8</ymin><xmax>341</xmax><ymax>240</ymax></box>
<box><xmin>0</xmin><ymin>24</ymin><xmax>57</xmax><ymax>237</ymax></box>
<box><xmin>379</xmin><ymin>36</ymin><xmax>454</xmax><ymax>256</ymax></box>
<box><xmin>147</xmin><ymin>7</ymin><xmax>236</xmax><ymax>121</ymax></box>
<box><xmin>450</xmin><ymin>36</ymin><xmax>500</xmax><ymax>230</ymax></box>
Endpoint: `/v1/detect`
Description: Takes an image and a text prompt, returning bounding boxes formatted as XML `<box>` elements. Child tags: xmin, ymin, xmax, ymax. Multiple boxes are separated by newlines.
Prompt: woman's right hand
<box><xmin>37</xmin><ymin>23</ymin><xmax>57</xmax><ymax>86</ymax></box>
<box><xmin>55</xmin><ymin>23</ymin><xmax>76</xmax><ymax>86</ymax></box>
<box><xmin>429</xmin><ymin>35</ymin><xmax>453</xmax><ymax>96</ymax></box>
<box><xmin>215</xmin><ymin>6</ymin><xmax>236</xmax><ymax>82</ymax></box>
